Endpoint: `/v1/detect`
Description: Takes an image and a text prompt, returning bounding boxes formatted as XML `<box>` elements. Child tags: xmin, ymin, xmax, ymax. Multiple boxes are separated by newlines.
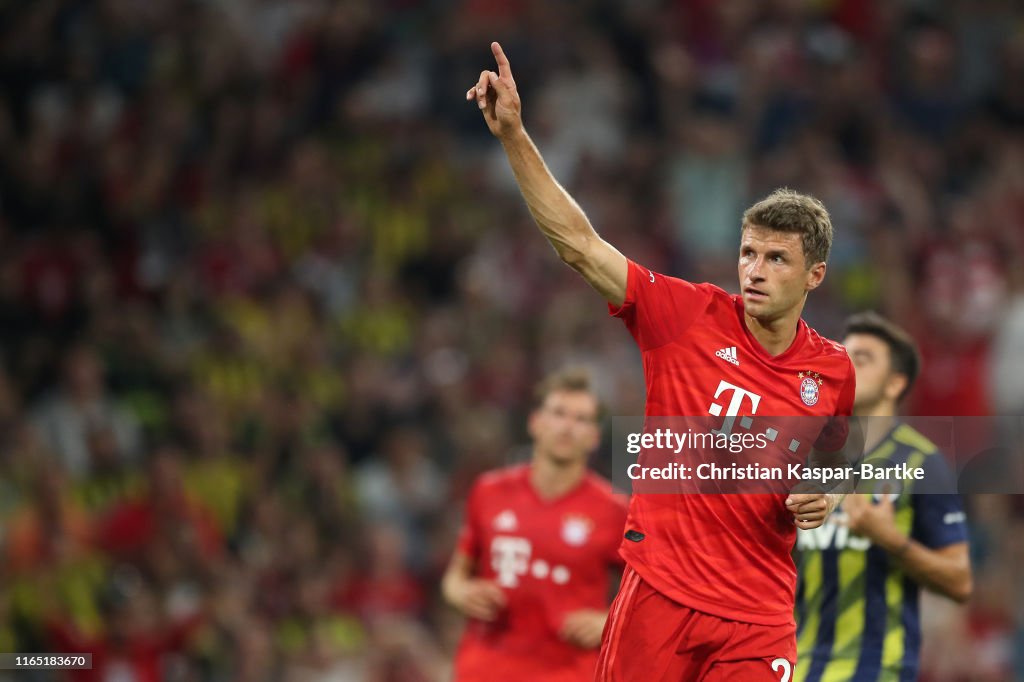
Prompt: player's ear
<box><xmin>527</xmin><ymin>409</ymin><xmax>542</xmax><ymax>439</ymax></box>
<box><xmin>805</xmin><ymin>261</ymin><xmax>826</xmax><ymax>291</ymax></box>
<box><xmin>884</xmin><ymin>373</ymin><xmax>908</xmax><ymax>403</ymax></box>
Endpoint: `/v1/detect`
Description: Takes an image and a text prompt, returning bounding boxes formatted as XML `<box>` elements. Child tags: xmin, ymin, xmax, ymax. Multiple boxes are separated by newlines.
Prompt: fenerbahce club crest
<box><xmin>798</xmin><ymin>371</ymin><xmax>822</xmax><ymax>406</ymax></box>
<box><xmin>561</xmin><ymin>515</ymin><xmax>594</xmax><ymax>547</ymax></box>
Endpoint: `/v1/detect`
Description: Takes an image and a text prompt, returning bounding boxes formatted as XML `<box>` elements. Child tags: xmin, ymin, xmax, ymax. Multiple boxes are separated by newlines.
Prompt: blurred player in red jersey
<box><xmin>443</xmin><ymin>368</ymin><xmax>628</xmax><ymax>682</ymax></box>
<box><xmin>467</xmin><ymin>43</ymin><xmax>855</xmax><ymax>680</ymax></box>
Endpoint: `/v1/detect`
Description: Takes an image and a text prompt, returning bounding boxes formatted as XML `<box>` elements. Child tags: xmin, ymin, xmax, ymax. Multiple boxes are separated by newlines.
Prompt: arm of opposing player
<box><xmin>500</xmin><ymin>128</ymin><xmax>628</xmax><ymax>305</ymax></box>
<box><xmin>889</xmin><ymin>540</ymin><xmax>972</xmax><ymax>603</ymax></box>
<box><xmin>896</xmin><ymin>457</ymin><xmax>973</xmax><ymax>602</ymax></box>
<box><xmin>843</xmin><ymin>463</ymin><xmax>972</xmax><ymax>603</ymax></box>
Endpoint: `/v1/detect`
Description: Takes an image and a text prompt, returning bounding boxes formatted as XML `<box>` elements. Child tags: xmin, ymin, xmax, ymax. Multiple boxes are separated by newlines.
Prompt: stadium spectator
<box><xmin>30</xmin><ymin>344</ymin><xmax>141</xmax><ymax>477</ymax></box>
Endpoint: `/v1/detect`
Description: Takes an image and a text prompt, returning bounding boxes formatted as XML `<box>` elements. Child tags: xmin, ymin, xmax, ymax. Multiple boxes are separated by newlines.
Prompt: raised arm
<box><xmin>467</xmin><ymin>42</ymin><xmax>628</xmax><ymax>306</ymax></box>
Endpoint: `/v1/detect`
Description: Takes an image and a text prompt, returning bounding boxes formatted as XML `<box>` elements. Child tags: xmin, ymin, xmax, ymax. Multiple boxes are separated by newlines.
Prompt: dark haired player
<box><xmin>795</xmin><ymin>312</ymin><xmax>971</xmax><ymax>682</ymax></box>
<box><xmin>467</xmin><ymin>42</ymin><xmax>856</xmax><ymax>680</ymax></box>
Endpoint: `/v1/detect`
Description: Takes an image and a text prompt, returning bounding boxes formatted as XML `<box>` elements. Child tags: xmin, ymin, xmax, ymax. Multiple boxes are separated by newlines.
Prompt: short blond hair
<box><xmin>533</xmin><ymin>367</ymin><xmax>603</xmax><ymax>421</ymax></box>
<box><xmin>742</xmin><ymin>188</ymin><xmax>833</xmax><ymax>266</ymax></box>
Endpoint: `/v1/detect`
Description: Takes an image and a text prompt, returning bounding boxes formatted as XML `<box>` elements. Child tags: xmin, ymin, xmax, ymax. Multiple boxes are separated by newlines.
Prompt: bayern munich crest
<box><xmin>561</xmin><ymin>515</ymin><xmax>593</xmax><ymax>546</ymax></box>
<box><xmin>798</xmin><ymin>371</ymin><xmax>822</xmax><ymax>406</ymax></box>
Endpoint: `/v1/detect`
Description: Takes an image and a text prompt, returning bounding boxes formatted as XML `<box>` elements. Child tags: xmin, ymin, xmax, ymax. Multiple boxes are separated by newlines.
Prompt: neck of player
<box><xmin>744</xmin><ymin>307</ymin><xmax>801</xmax><ymax>357</ymax></box>
<box><xmin>530</xmin><ymin>450</ymin><xmax>587</xmax><ymax>500</ymax></box>
<box><xmin>854</xmin><ymin>401</ymin><xmax>897</xmax><ymax>453</ymax></box>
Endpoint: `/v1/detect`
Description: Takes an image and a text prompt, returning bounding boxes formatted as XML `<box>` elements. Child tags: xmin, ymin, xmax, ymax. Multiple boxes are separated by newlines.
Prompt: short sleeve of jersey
<box><xmin>912</xmin><ymin>454</ymin><xmax>969</xmax><ymax>549</ymax></box>
<box><xmin>812</xmin><ymin>365</ymin><xmax>857</xmax><ymax>452</ymax></box>
<box><xmin>606</xmin><ymin>495</ymin><xmax>629</xmax><ymax>567</ymax></box>
<box><xmin>607</xmin><ymin>259</ymin><xmax>713</xmax><ymax>351</ymax></box>
<box><xmin>834</xmin><ymin>364</ymin><xmax>855</xmax><ymax>417</ymax></box>
<box><xmin>456</xmin><ymin>480</ymin><xmax>484</xmax><ymax>559</ymax></box>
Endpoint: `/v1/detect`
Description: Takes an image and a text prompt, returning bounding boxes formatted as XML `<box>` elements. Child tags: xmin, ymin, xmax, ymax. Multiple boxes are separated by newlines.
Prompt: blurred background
<box><xmin>0</xmin><ymin>0</ymin><xmax>1022</xmax><ymax>679</ymax></box>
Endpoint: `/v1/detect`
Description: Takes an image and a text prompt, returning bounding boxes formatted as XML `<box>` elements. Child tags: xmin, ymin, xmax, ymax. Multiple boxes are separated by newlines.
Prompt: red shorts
<box><xmin>595</xmin><ymin>566</ymin><xmax>796</xmax><ymax>682</ymax></box>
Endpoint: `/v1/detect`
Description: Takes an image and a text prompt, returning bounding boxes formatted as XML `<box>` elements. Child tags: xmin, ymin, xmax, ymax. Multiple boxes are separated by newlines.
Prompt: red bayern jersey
<box><xmin>453</xmin><ymin>464</ymin><xmax>627</xmax><ymax>682</ymax></box>
<box><xmin>609</xmin><ymin>259</ymin><xmax>855</xmax><ymax>626</ymax></box>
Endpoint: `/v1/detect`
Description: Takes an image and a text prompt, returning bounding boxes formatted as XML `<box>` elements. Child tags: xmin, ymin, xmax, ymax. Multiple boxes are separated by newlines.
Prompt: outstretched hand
<box><xmin>465</xmin><ymin>42</ymin><xmax>522</xmax><ymax>139</ymax></box>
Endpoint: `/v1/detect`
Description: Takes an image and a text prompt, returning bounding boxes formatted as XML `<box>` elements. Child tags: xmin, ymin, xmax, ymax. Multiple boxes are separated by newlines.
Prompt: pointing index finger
<box><xmin>492</xmin><ymin>41</ymin><xmax>512</xmax><ymax>79</ymax></box>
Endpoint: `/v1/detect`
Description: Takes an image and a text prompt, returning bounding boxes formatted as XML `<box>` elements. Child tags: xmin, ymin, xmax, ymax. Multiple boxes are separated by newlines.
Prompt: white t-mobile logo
<box><xmin>708</xmin><ymin>380</ymin><xmax>762</xmax><ymax>436</ymax></box>
<box><xmin>491</xmin><ymin>536</ymin><xmax>532</xmax><ymax>587</ymax></box>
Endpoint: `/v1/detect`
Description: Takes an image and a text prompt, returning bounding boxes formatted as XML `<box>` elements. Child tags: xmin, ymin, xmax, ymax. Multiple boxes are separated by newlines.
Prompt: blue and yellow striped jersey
<box><xmin>794</xmin><ymin>422</ymin><xmax>968</xmax><ymax>682</ymax></box>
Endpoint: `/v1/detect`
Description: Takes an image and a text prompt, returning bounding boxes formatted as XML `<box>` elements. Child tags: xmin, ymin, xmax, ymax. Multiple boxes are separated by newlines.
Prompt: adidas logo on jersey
<box><xmin>715</xmin><ymin>346</ymin><xmax>739</xmax><ymax>366</ymax></box>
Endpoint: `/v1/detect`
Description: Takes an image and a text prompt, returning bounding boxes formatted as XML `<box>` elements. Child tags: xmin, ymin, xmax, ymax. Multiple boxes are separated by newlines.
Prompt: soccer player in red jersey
<box><xmin>443</xmin><ymin>368</ymin><xmax>628</xmax><ymax>682</ymax></box>
<box><xmin>467</xmin><ymin>43</ymin><xmax>855</xmax><ymax>680</ymax></box>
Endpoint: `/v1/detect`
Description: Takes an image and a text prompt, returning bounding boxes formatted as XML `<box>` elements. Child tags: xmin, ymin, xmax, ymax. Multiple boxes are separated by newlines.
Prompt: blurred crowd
<box><xmin>0</xmin><ymin>0</ymin><xmax>1023</xmax><ymax>680</ymax></box>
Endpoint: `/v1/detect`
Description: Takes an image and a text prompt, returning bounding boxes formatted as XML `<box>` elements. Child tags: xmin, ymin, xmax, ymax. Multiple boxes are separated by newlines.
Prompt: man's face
<box><xmin>738</xmin><ymin>225</ymin><xmax>825</xmax><ymax>321</ymax></box>
<box><xmin>528</xmin><ymin>390</ymin><xmax>600</xmax><ymax>465</ymax></box>
<box><xmin>843</xmin><ymin>333</ymin><xmax>904</xmax><ymax>412</ymax></box>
